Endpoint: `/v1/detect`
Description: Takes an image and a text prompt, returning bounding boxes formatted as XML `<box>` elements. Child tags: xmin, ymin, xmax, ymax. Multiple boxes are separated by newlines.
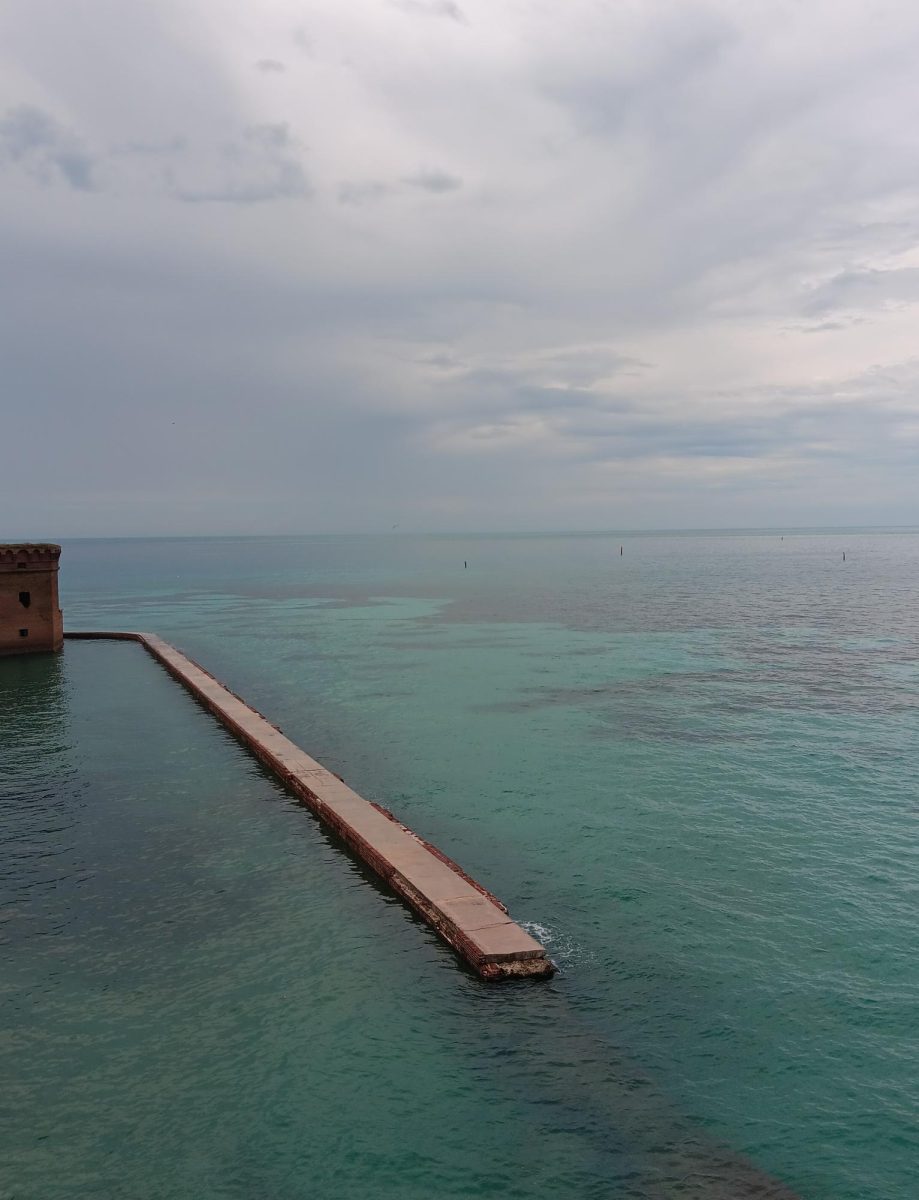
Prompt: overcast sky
<box><xmin>3</xmin><ymin>0</ymin><xmax>919</xmax><ymax>535</ymax></box>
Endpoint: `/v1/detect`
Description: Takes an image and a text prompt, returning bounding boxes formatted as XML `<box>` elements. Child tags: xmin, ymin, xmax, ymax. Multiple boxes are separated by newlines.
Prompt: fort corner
<box><xmin>0</xmin><ymin>544</ymin><xmax>63</xmax><ymax>655</ymax></box>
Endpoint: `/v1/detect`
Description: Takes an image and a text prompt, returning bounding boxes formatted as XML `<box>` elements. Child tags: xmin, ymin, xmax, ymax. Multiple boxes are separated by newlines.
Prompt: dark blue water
<box><xmin>2</xmin><ymin>531</ymin><xmax>917</xmax><ymax>1198</ymax></box>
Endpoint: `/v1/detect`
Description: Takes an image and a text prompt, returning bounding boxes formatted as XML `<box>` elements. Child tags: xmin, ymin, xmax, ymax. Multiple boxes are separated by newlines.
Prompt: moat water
<box><xmin>1</xmin><ymin>531</ymin><xmax>917</xmax><ymax>1199</ymax></box>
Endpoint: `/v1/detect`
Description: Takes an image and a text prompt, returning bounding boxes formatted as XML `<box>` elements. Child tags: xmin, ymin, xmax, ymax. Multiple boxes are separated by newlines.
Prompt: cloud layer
<box><xmin>2</xmin><ymin>0</ymin><xmax>919</xmax><ymax>534</ymax></box>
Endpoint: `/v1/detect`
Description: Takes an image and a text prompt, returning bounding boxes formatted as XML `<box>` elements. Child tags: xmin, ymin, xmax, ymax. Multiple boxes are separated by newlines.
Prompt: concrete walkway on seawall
<box><xmin>65</xmin><ymin>631</ymin><xmax>554</xmax><ymax>981</ymax></box>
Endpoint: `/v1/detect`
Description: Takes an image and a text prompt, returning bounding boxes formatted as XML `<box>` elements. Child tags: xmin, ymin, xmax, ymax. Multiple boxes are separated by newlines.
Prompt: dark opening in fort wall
<box><xmin>64</xmin><ymin>631</ymin><xmax>555</xmax><ymax>981</ymax></box>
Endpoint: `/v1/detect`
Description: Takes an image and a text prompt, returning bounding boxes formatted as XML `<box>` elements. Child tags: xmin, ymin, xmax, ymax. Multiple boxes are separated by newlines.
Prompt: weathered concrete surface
<box><xmin>64</xmin><ymin>631</ymin><xmax>554</xmax><ymax>981</ymax></box>
<box><xmin>0</xmin><ymin>544</ymin><xmax>63</xmax><ymax>656</ymax></box>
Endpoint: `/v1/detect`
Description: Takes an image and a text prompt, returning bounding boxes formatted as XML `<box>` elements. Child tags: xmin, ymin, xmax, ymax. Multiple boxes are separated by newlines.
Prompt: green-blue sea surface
<box><xmin>2</xmin><ymin>531</ymin><xmax>917</xmax><ymax>1199</ymax></box>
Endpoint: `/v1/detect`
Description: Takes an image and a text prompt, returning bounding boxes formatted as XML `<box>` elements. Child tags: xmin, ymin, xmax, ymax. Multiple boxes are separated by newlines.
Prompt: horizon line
<box><xmin>5</xmin><ymin>523</ymin><xmax>919</xmax><ymax>542</ymax></box>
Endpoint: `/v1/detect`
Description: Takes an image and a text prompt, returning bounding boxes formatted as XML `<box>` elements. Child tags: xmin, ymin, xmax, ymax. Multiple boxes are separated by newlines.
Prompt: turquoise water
<box><xmin>2</xmin><ymin>531</ymin><xmax>917</xmax><ymax>1199</ymax></box>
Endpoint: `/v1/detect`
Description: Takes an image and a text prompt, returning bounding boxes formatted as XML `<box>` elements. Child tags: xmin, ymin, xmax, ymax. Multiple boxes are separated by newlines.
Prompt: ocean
<box><xmin>1</xmin><ymin>530</ymin><xmax>916</xmax><ymax>1199</ymax></box>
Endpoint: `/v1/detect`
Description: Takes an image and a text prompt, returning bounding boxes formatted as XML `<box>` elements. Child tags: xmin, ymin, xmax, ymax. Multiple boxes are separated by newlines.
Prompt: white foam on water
<box><xmin>521</xmin><ymin>921</ymin><xmax>595</xmax><ymax>974</ymax></box>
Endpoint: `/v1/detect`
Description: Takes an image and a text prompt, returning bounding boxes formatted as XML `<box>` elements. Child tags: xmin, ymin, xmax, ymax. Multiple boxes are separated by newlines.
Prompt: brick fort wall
<box><xmin>0</xmin><ymin>544</ymin><xmax>63</xmax><ymax>655</ymax></box>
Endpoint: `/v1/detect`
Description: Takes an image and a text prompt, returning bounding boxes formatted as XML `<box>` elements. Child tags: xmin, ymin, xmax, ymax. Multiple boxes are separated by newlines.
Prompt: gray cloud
<box><xmin>338</xmin><ymin>168</ymin><xmax>461</xmax><ymax>204</ymax></box>
<box><xmin>114</xmin><ymin>136</ymin><xmax>187</xmax><ymax>157</ymax></box>
<box><xmin>402</xmin><ymin>168</ymin><xmax>462</xmax><ymax>193</ymax></box>
<box><xmin>0</xmin><ymin>104</ymin><xmax>310</xmax><ymax>206</ymax></box>
<box><xmin>338</xmin><ymin>179</ymin><xmax>393</xmax><ymax>205</ymax></box>
<box><xmin>437</xmin><ymin>347</ymin><xmax>648</xmax><ymax>396</ymax></box>
<box><xmin>794</xmin><ymin>316</ymin><xmax>867</xmax><ymax>334</ymax></box>
<box><xmin>3</xmin><ymin>0</ymin><xmax>919</xmax><ymax>533</ymax></box>
<box><xmin>172</xmin><ymin>122</ymin><xmax>312</xmax><ymax>206</ymax></box>
<box><xmin>803</xmin><ymin>267</ymin><xmax>919</xmax><ymax>316</ymax></box>
<box><xmin>539</xmin><ymin>6</ymin><xmax>737</xmax><ymax>143</ymax></box>
<box><xmin>0</xmin><ymin>105</ymin><xmax>96</xmax><ymax>190</ymax></box>
<box><xmin>291</xmin><ymin>28</ymin><xmax>312</xmax><ymax>55</ymax></box>
<box><xmin>151</xmin><ymin>124</ymin><xmax>311</xmax><ymax>205</ymax></box>
<box><xmin>414</xmin><ymin>344</ymin><xmax>919</xmax><ymax>478</ymax></box>
<box><xmin>255</xmin><ymin>58</ymin><xmax>286</xmax><ymax>73</ymax></box>
<box><xmin>389</xmin><ymin>0</ymin><xmax>467</xmax><ymax>23</ymax></box>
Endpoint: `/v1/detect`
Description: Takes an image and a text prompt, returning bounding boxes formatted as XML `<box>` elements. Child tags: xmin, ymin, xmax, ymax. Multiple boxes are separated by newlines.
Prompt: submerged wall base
<box><xmin>65</xmin><ymin>631</ymin><xmax>555</xmax><ymax>981</ymax></box>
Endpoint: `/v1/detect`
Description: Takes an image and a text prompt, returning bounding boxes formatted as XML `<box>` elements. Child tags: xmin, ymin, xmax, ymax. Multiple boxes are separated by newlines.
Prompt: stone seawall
<box><xmin>65</xmin><ymin>631</ymin><xmax>554</xmax><ymax>981</ymax></box>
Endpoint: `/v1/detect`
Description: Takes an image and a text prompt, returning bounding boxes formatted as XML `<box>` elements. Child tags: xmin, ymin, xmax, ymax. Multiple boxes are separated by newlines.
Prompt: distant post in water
<box><xmin>0</xmin><ymin>544</ymin><xmax>63</xmax><ymax>655</ymax></box>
